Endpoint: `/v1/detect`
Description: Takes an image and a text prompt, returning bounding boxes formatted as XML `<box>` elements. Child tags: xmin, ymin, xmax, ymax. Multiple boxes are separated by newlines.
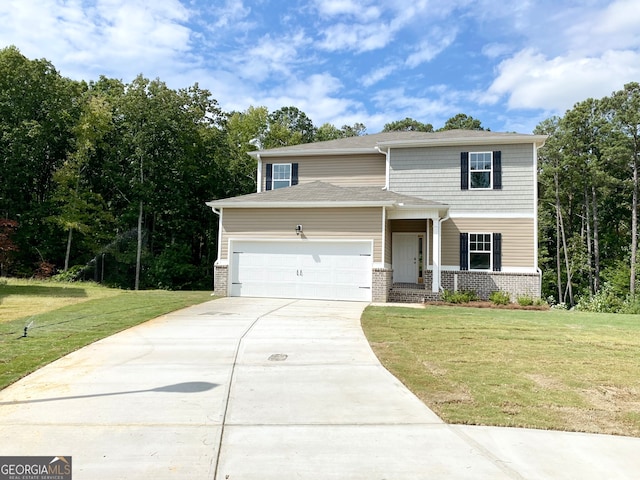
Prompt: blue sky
<box><xmin>1</xmin><ymin>0</ymin><xmax>639</xmax><ymax>133</ymax></box>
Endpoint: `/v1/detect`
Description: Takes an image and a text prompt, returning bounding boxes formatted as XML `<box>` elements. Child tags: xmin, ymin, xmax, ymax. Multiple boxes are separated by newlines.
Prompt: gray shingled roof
<box><xmin>206</xmin><ymin>181</ymin><xmax>446</xmax><ymax>209</ymax></box>
<box><xmin>249</xmin><ymin>129</ymin><xmax>547</xmax><ymax>157</ymax></box>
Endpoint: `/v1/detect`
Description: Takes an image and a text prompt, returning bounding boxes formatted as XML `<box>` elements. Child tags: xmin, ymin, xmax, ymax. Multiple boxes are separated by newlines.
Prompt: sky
<box><xmin>1</xmin><ymin>0</ymin><xmax>640</xmax><ymax>134</ymax></box>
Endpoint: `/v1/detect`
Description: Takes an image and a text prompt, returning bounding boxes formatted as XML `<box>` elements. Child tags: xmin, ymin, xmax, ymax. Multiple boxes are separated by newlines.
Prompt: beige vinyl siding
<box><xmin>389</xmin><ymin>144</ymin><xmax>535</xmax><ymax>215</ymax></box>
<box><xmin>262</xmin><ymin>154</ymin><xmax>385</xmax><ymax>190</ymax></box>
<box><xmin>441</xmin><ymin>218</ymin><xmax>535</xmax><ymax>268</ymax></box>
<box><xmin>221</xmin><ymin>207</ymin><xmax>383</xmax><ymax>262</ymax></box>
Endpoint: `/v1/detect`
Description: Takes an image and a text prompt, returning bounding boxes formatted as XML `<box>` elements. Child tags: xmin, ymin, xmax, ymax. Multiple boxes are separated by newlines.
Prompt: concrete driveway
<box><xmin>1</xmin><ymin>297</ymin><xmax>639</xmax><ymax>479</ymax></box>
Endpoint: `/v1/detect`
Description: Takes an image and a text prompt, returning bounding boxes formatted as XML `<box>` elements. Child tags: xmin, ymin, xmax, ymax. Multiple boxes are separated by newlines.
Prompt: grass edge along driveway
<box><xmin>0</xmin><ymin>280</ymin><xmax>213</xmax><ymax>390</ymax></box>
<box><xmin>361</xmin><ymin>305</ymin><xmax>640</xmax><ymax>438</ymax></box>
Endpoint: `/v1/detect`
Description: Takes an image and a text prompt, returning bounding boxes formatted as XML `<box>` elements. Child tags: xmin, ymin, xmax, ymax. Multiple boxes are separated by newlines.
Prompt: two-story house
<box><xmin>206</xmin><ymin>130</ymin><xmax>547</xmax><ymax>303</ymax></box>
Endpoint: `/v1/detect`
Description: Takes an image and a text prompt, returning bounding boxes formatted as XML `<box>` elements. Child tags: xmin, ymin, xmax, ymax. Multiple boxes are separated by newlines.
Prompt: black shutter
<box><xmin>493</xmin><ymin>151</ymin><xmax>502</xmax><ymax>190</ymax></box>
<box><xmin>265</xmin><ymin>163</ymin><xmax>272</xmax><ymax>191</ymax></box>
<box><xmin>461</xmin><ymin>152</ymin><xmax>469</xmax><ymax>190</ymax></box>
<box><xmin>460</xmin><ymin>233</ymin><xmax>469</xmax><ymax>270</ymax></box>
<box><xmin>493</xmin><ymin>233</ymin><xmax>502</xmax><ymax>271</ymax></box>
<box><xmin>291</xmin><ymin>163</ymin><xmax>299</xmax><ymax>185</ymax></box>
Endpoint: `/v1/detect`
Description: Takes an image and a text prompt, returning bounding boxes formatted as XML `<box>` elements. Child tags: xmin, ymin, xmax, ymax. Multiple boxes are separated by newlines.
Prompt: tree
<box><xmin>51</xmin><ymin>92</ymin><xmax>115</xmax><ymax>271</ymax></box>
<box><xmin>263</xmin><ymin>106</ymin><xmax>316</xmax><ymax>148</ymax></box>
<box><xmin>605</xmin><ymin>82</ymin><xmax>640</xmax><ymax>295</ymax></box>
<box><xmin>0</xmin><ymin>218</ymin><xmax>18</xmax><ymax>276</ymax></box>
<box><xmin>438</xmin><ymin>113</ymin><xmax>486</xmax><ymax>131</ymax></box>
<box><xmin>383</xmin><ymin>117</ymin><xmax>433</xmax><ymax>132</ymax></box>
<box><xmin>0</xmin><ymin>46</ymin><xmax>82</xmax><ymax>273</ymax></box>
<box><xmin>315</xmin><ymin>122</ymin><xmax>366</xmax><ymax>141</ymax></box>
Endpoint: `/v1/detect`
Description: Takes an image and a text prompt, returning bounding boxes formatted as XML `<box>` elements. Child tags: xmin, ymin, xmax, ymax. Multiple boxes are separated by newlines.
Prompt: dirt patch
<box><xmin>526</xmin><ymin>373</ymin><xmax>566</xmax><ymax>391</ymax></box>
<box><xmin>421</xmin><ymin>360</ymin><xmax>448</xmax><ymax>377</ymax></box>
<box><xmin>581</xmin><ymin>385</ymin><xmax>640</xmax><ymax>412</ymax></box>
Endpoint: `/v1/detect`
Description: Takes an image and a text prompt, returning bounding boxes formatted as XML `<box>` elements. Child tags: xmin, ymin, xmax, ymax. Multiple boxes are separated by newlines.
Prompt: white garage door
<box><xmin>229</xmin><ymin>240</ymin><xmax>372</xmax><ymax>301</ymax></box>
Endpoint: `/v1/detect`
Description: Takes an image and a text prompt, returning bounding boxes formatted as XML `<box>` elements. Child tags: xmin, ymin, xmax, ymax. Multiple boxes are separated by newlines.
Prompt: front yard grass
<box><xmin>361</xmin><ymin>305</ymin><xmax>640</xmax><ymax>437</ymax></box>
<box><xmin>0</xmin><ymin>279</ymin><xmax>213</xmax><ymax>390</ymax></box>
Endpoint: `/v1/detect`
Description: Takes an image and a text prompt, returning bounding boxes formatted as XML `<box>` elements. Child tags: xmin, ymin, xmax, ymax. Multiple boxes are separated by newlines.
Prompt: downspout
<box><xmin>376</xmin><ymin>146</ymin><xmax>390</xmax><ymax>190</ymax></box>
<box><xmin>210</xmin><ymin>206</ymin><xmax>224</xmax><ymax>294</ymax></box>
<box><xmin>210</xmin><ymin>207</ymin><xmax>223</xmax><ymax>264</ymax></box>
<box><xmin>256</xmin><ymin>154</ymin><xmax>262</xmax><ymax>193</ymax></box>
<box><xmin>533</xmin><ymin>139</ymin><xmax>546</xmax><ymax>299</ymax></box>
<box><xmin>436</xmin><ymin>214</ymin><xmax>450</xmax><ymax>293</ymax></box>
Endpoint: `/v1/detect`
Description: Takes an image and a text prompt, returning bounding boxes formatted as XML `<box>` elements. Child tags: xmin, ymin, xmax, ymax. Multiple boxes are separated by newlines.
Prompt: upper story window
<box><xmin>265</xmin><ymin>162</ymin><xmax>299</xmax><ymax>190</ymax></box>
<box><xmin>469</xmin><ymin>152</ymin><xmax>492</xmax><ymax>189</ymax></box>
<box><xmin>461</xmin><ymin>151</ymin><xmax>502</xmax><ymax>190</ymax></box>
<box><xmin>273</xmin><ymin>164</ymin><xmax>291</xmax><ymax>189</ymax></box>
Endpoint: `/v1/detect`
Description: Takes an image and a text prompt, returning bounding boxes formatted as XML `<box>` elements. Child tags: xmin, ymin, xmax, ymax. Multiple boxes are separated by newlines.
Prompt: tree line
<box><xmin>536</xmin><ymin>82</ymin><xmax>640</xmax><ymax>311</ymax></box>
<box><xmin>2</xmin><ymin>45</ymin><xmax>639</xmax><ymax>309</ymax></box>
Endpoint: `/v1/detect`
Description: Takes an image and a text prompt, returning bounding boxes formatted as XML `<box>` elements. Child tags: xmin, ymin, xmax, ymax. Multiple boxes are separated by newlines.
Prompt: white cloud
<box><xmin>482</xmin><ymin>42</ymin><xmax>515</xmax><ymax>59</ymax></box>
<box><xmin>0</xmin><ymin>0</ymin><xmax>193</xmax><ymax>81</ymax></box>
<box><xmin>318</xmin><ymin>22</ymin><xmax>394</xmax><ymax>53</ymax></box>
<box><xmin>209</xmin><ymin>0</ymin><xmax>251</xmax><ymax>29</ymax></box>
<box><xmin>361</xmin><ymin>63</ymin><xmax>398</xmax><ymax>88</ymax></box>
<box><xmin>485</xmin><ymin>48</ymin><xmax>640</xmax><ymax>112</ymax></box>
<box><xmin>405</xmin><ymin>29</ymin><xmax>458</xmax><ymax>68</ymax></box>
<box><xmin>233</xmin><ymin>31</ymin><xmax>312</xmax><ymax>80</ymax></box>
<box><xmin>313</xmin><ymin>0</ymin><xmax>381</xmax><ymax>22</ymax></box>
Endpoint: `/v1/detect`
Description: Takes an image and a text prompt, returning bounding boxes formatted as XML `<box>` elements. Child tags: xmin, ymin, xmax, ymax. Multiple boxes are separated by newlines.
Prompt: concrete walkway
<box><xmin>1</xmin><ymin>297</ymin><xmax>639</xmax><ymax>479</ymax></box>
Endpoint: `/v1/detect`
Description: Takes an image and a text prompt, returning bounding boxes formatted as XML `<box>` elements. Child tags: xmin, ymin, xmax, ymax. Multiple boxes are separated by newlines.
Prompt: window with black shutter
<box><xmin>460</xmin><ymin>233</ymin><xmax>469</xmax><ymax>270</ymax></box>
<box><xmin>461</xmin><ymin>152</ymin><xmax>469</xmax><ymax>190</ymax></box>
<box><xmin>492</xmin><ymin>232</ymin><xmax>502</xmax><ymax>271</ymax></box>
<box><xmin>493</xmin><ymin>151</ymin><xmax>502</xmax><ymax>190</ymax></box>
<box><xmin>265</xmin><ymin>163</ymin><xmax>273</xmax><ymax>191</ymax></box>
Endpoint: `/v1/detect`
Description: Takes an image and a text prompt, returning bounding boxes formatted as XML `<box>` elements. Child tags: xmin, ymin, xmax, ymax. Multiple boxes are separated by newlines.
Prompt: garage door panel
<box><xmin>230</xmin><ymin>241</ymin><xmax>372</xmax><ymax>301</ymax></box>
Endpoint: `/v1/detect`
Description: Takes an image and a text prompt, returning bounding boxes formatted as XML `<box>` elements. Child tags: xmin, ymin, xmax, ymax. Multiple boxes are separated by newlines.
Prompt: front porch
<box><xmin>387</xmin><ymin>282</ymin><xmax>441</xmax><ymax>303</ymax></box>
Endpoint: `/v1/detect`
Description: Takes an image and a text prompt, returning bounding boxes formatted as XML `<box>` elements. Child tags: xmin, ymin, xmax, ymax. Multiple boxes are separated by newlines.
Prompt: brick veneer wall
<box><xmin>372</xmin><ymin>267</ymin><xmax>393</xmax><ymax>302</ymax></box>
<box><xmin>213</xmin><ymin>264</ymin><xmax>228</xmax><ymax>297</ymax></box>
<box><xmin>439</xmin><ymin>270</ymin><xmax>541</xmax><ymax>300</ymax></box>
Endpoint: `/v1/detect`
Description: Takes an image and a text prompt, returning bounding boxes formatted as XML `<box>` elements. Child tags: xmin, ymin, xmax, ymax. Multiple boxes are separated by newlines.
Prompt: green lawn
<box><xmin>0</xmin><ymin>279</ymin><xmax>213</xmax><ymax>390</ymax></box>
<box><xmin>362</xmin><ymin>305</ymin><xmax>640</xmax><ymax>437</ymax></box>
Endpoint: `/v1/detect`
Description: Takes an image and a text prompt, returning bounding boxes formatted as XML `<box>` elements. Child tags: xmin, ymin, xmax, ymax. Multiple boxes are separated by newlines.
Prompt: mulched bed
<box><xmin>424</xmin><ymin>300</ymin><xmax>550</xmax><ymax>311</ymax></box>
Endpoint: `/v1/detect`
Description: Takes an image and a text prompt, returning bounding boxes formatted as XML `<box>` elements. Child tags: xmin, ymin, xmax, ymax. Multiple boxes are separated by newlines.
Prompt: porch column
<box><xmin>432</xmin><ymin>218</ymin><xmax>441</xmax><ymax>293</ymax></box>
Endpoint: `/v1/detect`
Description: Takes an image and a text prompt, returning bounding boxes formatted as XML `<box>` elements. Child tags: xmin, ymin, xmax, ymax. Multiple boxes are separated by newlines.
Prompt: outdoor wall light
<box><xmin>295</xmin><ymin>224</ymin><xmax>303</xmax><ymax>235</ymax></box>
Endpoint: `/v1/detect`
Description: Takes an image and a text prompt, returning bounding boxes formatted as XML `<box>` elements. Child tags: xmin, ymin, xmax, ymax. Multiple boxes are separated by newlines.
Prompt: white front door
<box><xmin>392</xmin><ymin>234</ymin><xmax>420</xmax><ymax>283</ymax></box>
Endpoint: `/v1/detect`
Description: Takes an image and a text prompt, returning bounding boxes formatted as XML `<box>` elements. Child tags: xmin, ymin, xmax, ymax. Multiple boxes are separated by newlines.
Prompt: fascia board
<box><xmin>377</xmin><ymin>135</ymin><xmax>548</xmax><ymax>149</ymax></box>
<box><xmin>248</xmin><ymin>147</ymin><xmax>381</xmax><ymax>158</ymax></box>
<box><xmin>206</xmin><ymin>201</ymin><xmax>395</xmax><ymax>208</ymax></box>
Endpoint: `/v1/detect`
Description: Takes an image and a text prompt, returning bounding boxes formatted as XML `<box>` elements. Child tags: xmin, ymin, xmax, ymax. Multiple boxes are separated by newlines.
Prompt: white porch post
<box><xmin>432</xmin><ymin>218</ymin><xmax>441</xmax><ymax>293</ymax></box>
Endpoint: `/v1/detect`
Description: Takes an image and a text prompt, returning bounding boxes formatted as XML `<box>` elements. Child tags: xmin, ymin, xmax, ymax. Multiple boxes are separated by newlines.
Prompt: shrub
<box><xmin>489</xmin><ymin>290</ymin><xmax>511</xmax><ymax>305</ymax></box>
<box><xmin>620</xmin><ymin>295</ymin><xmax>640</xmax><ymax>314</ymax></box>
<box><xmin>441</xmin><ymin>289</ymin><xmax>479</xmax><ymax>303</ymax></box>
<box><xmin>517</xmin><ymin>295</ymin><xmax>534</xmax><ymax>307</ymax></box>
<box><xmin>51</xmin><ymin>265</ymin><xmax>87</xmax><ymax>282</ymax></box>
<box><xmin>575</xmin><ymin>283</ymin><xmax>624</xmax><ymax>313</ymax></box>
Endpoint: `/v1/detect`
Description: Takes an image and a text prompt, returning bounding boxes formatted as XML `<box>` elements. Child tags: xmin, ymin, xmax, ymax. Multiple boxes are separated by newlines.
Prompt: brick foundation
<box><xmin>213</xmin><ymin>263</ymin><xmax>228</xmax><ymax>297</ymax></box>
<box><xmin>372</xmin><ymin>267</ymin><xmax>393</xmax><ymax>302</ymax></box>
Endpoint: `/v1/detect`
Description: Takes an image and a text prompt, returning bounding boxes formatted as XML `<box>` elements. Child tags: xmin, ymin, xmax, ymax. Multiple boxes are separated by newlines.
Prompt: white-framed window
<box><xmin>272</xmin><ymin>163</ymin><xmax>291</xmax><ymax>189</ymax></box>
<box><xmin>469</xmin><ymin>152</ymin><xmax>492</xmax><ymax>189</ymax></box>
<box><xmin>469</xmin><ymin>233</ymin><xmax>492</xmax><ymax>270</ymax></box>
